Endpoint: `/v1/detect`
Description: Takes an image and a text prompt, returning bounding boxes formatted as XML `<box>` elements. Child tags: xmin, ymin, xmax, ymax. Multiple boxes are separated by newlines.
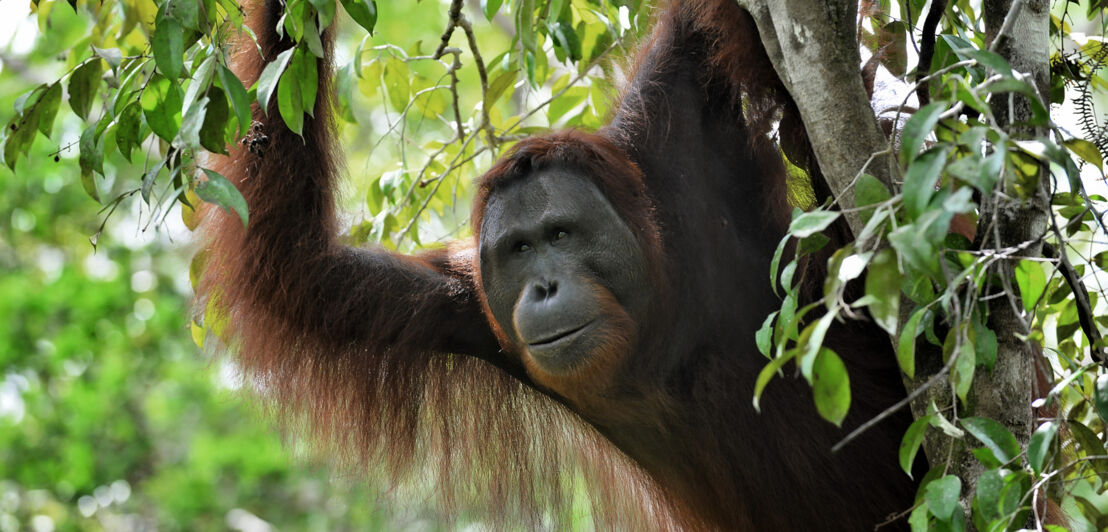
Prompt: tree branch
<box><xmin>915</xmin><ymin>0</ymin><xmax>948</xmax><ymax>106</ymax></box>
<box><xmin>736</xmin><ymin>0</ymin><xmax>896</xmax><ymax>236</ymax></box>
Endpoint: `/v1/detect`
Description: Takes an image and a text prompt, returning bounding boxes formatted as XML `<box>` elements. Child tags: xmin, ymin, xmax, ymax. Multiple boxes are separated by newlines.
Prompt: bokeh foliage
<box><xmin>1</xmin><ymin>0</ymin><xmax>647</xmax><ymax>529</ymax></box>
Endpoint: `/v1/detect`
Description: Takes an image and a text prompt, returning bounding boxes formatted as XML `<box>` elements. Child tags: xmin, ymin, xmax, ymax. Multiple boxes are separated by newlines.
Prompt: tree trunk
<box><xmin>737</xmin><ymin>0</ymin><xmax>896</xmax><ymax>234</ymax></box>
<box><xmin>958</xmin><ymin>0</ymin><xmax>1050</xmax><ymax>507</ymax></box>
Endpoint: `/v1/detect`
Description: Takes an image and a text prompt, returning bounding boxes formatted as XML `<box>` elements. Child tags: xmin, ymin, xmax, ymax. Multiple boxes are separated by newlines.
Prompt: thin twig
<box><xmin>446</xmin><ymin>54</ymin><xmax>466</xmax><ymax>140</ymax></box>
<box><xmin>914</xmin><ymin>0</ymin><xmax>948</xmax><ymax>106</ymax></box>
<box><xmin>831</xmin><ymin>322</ymin><xmax>953</xmax><ymax>453</ymax></box>
<box><xmin>1042</xmin><ymin>240</ymin><xmax>1106</xmax><ymax>363</ymax></box>
<box><xmin>458</xmin><ymin>15</ymin><xmax>495</xmax><ymax>148</ymax></box>
<box><xmin>434</xmin><ymin>0</ymin><xmax>465</xmax><ymax>59</ymax></box>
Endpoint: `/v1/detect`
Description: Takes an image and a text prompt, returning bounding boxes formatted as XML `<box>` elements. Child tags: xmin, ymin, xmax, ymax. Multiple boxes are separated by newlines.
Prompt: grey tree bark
<box><xmin>736</xmin><ymin>0</ymin><xmax>896</xmax><ymax>233</ymax></box>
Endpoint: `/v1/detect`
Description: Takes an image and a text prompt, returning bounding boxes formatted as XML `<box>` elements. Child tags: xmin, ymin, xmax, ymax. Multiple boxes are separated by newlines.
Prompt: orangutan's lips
<box><xmin>528</xmin><ymin>321</ymin><xmax>593</xmax><ymax>347</ymax></box>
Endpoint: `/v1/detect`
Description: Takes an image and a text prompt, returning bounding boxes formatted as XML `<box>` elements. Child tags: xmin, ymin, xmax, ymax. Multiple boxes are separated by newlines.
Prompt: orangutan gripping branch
<box><xmin>198</xmin><ymin>0</ymin><xmax>919</xmax><ymax>529</ymax></box>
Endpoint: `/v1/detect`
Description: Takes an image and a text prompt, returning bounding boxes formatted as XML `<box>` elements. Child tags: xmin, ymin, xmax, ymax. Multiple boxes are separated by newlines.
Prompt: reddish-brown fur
<box><xmin>199</xmin><ymin>2</ymin><xmax>675</xmax><ymax>528</ymax></box>
<box><xmin>198</xmin><ymin>0</ymin><xmax>917</xmax><ymax>529</ymax></box>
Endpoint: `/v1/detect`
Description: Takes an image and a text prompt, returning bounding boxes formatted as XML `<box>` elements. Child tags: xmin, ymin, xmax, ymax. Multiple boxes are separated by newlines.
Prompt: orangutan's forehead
<box><xmin>480</xmin><ymin>169</ymin><xmax>605</xmax><ymax>241</ymax></box>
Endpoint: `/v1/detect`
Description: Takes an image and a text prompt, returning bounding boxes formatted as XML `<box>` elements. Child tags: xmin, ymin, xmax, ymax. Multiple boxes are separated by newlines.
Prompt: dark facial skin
<box><xmin>479</xmin><ymin>168</ymin><xmax>650</xmax><ymax>376</ymax></box>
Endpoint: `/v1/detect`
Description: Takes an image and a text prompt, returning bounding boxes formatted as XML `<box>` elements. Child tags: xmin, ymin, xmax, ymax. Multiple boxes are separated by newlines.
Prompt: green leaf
<box><xmin>952</xmin><ymin>332</ymin><xmax>975</xmax><ymax>403</ymax></box>
<box><xmin>80</xmin><ymin>172</ymin><xmax>100</xmax><ymax>203</ymax></box>
<box><xmin>779</xmin><ymin>261</ymin><xmax>797</xmax><ymax>296</ymax></box>
<box><xmin>973</xmin><ymin>448</ymin><xmax>1001</xmax><ymax>469</ymax></box>
<box><xmin>92</xmin><ymin>46</ymin><xmax>122</xmax><ymax>69</ymax></box>
<box><xmin>179</xmin><ymin>95</ymin><xmax>207</xmax><ymax>149</ymax></box>
<box><xmin>1095</xmin><ymin>374</ymin><xmax>1108</xmax><ymax>422</ymax></box>
<box><xmin>302</xmin><ymin>17</ymin><xmax>326</xmax><ymax>58</ymax></box>
<box><xmin>1068</xmin><ymin>420</ymin><xmax>1108</xmax><ymax>476</ymax></box>
<box><xmin>973</xmin><ymin>320</ymin><xmax>998</xmax><ymax>372</ymax></box>
<box><xmin>928</xmin><ymin>403</ymin><xmax>964</xmax><ymax>439</ymax></box>
<box><xmin>334</xmin><ymin>62</ymin><xmax>357</xmax><ymax>122</ymax></box>
<box><xmin>753</xmin><ymin>348</ymin><xmax>796</xmax><ymax>412</ymax></box>
<box><xmin>166</xmin><ymin>0</ymin><xmax>202</xmax><ymax>31</ymax></box>
<box><xmin>197</xmin><ymin>169</ymin><xmax>249</xmax><ymax>228</ymax></box>
<box><xmin>283</xmin><ymin>0</ymin><xmax>306</xmax><ymax>40</ymax></box>
<box><xmin>769</xmin><ymin>234</ymin><xmax>789</xmax><ymax>296</ymax></box>
<box><xmin>1014</xmin><ymin>260</ymin><xmax>1046</xmax><ymax>313</ymax></box>
<box><xmin>985</xmin><ymin>78</ymin><xmax>1050</xmax><ymax>125</ymax></box>
<box><xmin>35</xmin><ymin>83</ymin><xmax>61</xmax><ymax>138</ymax></box>
<box><xmin>182</xmin><ymin>54</ymin><xmax>216</xmax><ymax>115</ymax></box>
<box><xmin>961</xmin><ymin>417</ymin><xmax>1019</xmax><ymax>465</ymax></box>
<box><xmin>797</xmin><ymin>233</ymin><xmax>830</xmax><ymax>255</ymax></box>
<box><xmin>798</xmin><ymin>311</ymin><xmax>836</xmax><ymax>379</ymax></box>
<box><xmin>974</xmin><ymin>469</ymin><xmax>1003</xmax><ymax>522</ymax></box>
<box><xmin>548</xmin><ymin>86</ymin><xmax>587</xmax><ymax>123</ymax></box>
<box><xmin>897</xmin><ymin>307</ymin><xmax>926</xmax><ymax>379</ymax></box>
<box><xmin>942</xmin><ymin>34</ymin><xmax>1014</xmax><ymax>77</ymax></box>
<box><xmin>811</xmin><ymin>348</ymin><xmax>850</xmax><ymax>426</ymax></box>
<box><xmin>256</xmin><ymin>49</ymin><xmax>295</xmax><ymax>115</ymax></box>
<box><xmin>68</xmin><ymin>59</ymin><xmax>103</xmax><ymax>120</ymax></box>
<box><xmin>190</xmin><ymin>320</ymin><xmax>205</xmax><ymax>349</ymax></box>
<box><xmin>549</xmin><ymin>20</ymin><xmax>582</xmax><ymax>62</ymax></box>
<box><xmin>548</xmin><ymin>0</ymin><xmax>567</xmax><ymax>19</ymax></box>
<box><xmin>517</xmin><ymin>0</ymin><xmax>536</xmax><ymax>53</ymax></box>
<box><xmin>487</xmin><ymin>68</ymin><xmax>519</xmax><ymax>107</ymax></box>
<box><xmin>111</xmin><ymin>59</ymin><xmax>145</xmax><ymax>115</ymax></box>
<box><xmin>925</xmin><ymin>475</ymin><xmax>962</xmax><ymax>521</ymax></box>
<box><xmin>854</xmin><ymin>174</ymin><xmax>891</xmax><ymax>223</ymax></box>
<box><xmin>864</xmin><ymin>249</ymin><xmax>900</xmax><ymax>336</ymax></box>
<box><xmin>997</xmin><ymin>473</ymin><xmax>1028</xmax><ymax>518</ymax></box>
<box><xmin>755</xmin><ymin>311</ymin><xmax>776</xmax><ymax>358</ymax></box>
<box><xmin>140</xmin><ymin>75</ymin><xmax>183</xmax><ymax>142</ymax></box>
<box><xmin>853</xmin><ymin>175</ymin><xmax>889</xmax><ymax>208</ymax></box>
<box><xmin>3</xmin><ymin>94</ymin><xmax>42</xmax><ymax>169</ymax></box>
<box><xmin>778</xmin><ymin>292</ymin><xmax>799</xmax><ymax>341</ymax></box>
<box><xmin>292</xmin><ymin>47</ymin><xmax>319</xmax><ymax>116</ymax></box>
<box><xmin>309</xmin><ymin>0</ymin><xmax>336</xmax><ymax>28</ymax></box>
<box><xmin>1027</xmin><ymin>421</ymin><xmax>1058</xmax><ymax>475</ymax></box>
<box><xmin>141</xmin><ymin>159</ymin><xmax>166</xmax><ymax>203</ymax></box>
<box><xmin>900</xmin><ymin>101</ymin><xmax>945</xmax><ymax>164</ymax></box>
<box><xmin>902</xmin><ymin>147</ymin><xmax>949</xmax><ymax>219</ymax></box>
<box><xmin>340</xmin><ymin>0</ymin><xmax>377</xmax><ymax>34</ymax></box>
<box><xmin>217</xmin><ymin>63</ymin><xmax>253</xmax><ymax>138</ymax></box>
<box><xmin>115</xmin><ymin>102</ymin><xmax>143</xmax><ymax>160</ymax></box>
<box><xmin>586</xmin><ymin>27</ymin><xmax>613</xmax><ymax>65</ymax></box>
<box><xmin>969</xmin><ymin>49</ymin><xmax>1013</xmax><ymax>78</ymax></box>
<box><xmin>832</xmin><ymin>251</ymin><xmax>871</xmax><ymax>285</ymax></box>
<box><xmin>522</xmin><ymin>50</ymin><xmax>536</xmax><ymax>86</ymax></box>
<box><xmin>78</xmin><ymin>125</ymin><xmax>103</xmax><ymax>202</ymax></box>
<box><xmin>481</xmin><ymin>0</ymin><xmax>503</xmax><ymax>20</ymax></box>
<box><xmin>945</xmin><ymin>154</ymin><xmax>983</xmax><ymax>189</ymax></box>
<box><xmin>822</xmin><ymin>247</ymin><xmax>848</xmax><ymax>301</ymax></box>
<box><xmin>277</xmin><ymin>64</ymin><xmax>304</xmax><ymax>135</ymax></box>
<box><xmin>1065</xmin><ymin>138</ymin><xmax>1104</xmax><ymax>170</ymax></box>
<box><xmin>13</xmin><ymin>85</ymin><xmax>45</xmax><ymax>115</ymax></box>
<box><xmin>899</xmin><ymin>414</ymin><xmax>931</xmax><ymax>476</ymax></box>
<box><xmin>200</xmin><ymin>87</ymin><xmax>230</xmax><ymax>154</ymax></box>
<box><xmin>152</xmin><ymin>17</ymin><xmax>185</xmax><ymax>78</ymax></box>
<box><xmin>908</xmin><ymin>504</ymin><xmax>930</xmax><ymax>531</ymax></box>
<box><xmin>788</xmin><ymin>210</ymin><xmax>840</xmax><ymax>238</ymax></box>
<box><xmin>889</xmin><ymin>222</ymin><xmax>939</xmax><ymax>278</ymax></box>
<box><xmin>383</xmin><ymin>58</ymin><xmax>410</xmax><ymax>112</ymax></box>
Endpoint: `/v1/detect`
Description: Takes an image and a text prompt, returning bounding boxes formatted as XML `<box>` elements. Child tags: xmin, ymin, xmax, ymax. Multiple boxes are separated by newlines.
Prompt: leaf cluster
<box><xmin>757</xmin><ymin>1</ymin><xmax>1108</xmax><ymax>529</ymax></box>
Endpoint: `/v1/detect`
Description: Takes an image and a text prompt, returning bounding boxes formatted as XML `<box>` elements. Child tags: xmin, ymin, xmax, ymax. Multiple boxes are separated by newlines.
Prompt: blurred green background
<box><xmin>0</xmin><ymin>1</ymin><xmax>495</xmax><ymax>530</ymax></box>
